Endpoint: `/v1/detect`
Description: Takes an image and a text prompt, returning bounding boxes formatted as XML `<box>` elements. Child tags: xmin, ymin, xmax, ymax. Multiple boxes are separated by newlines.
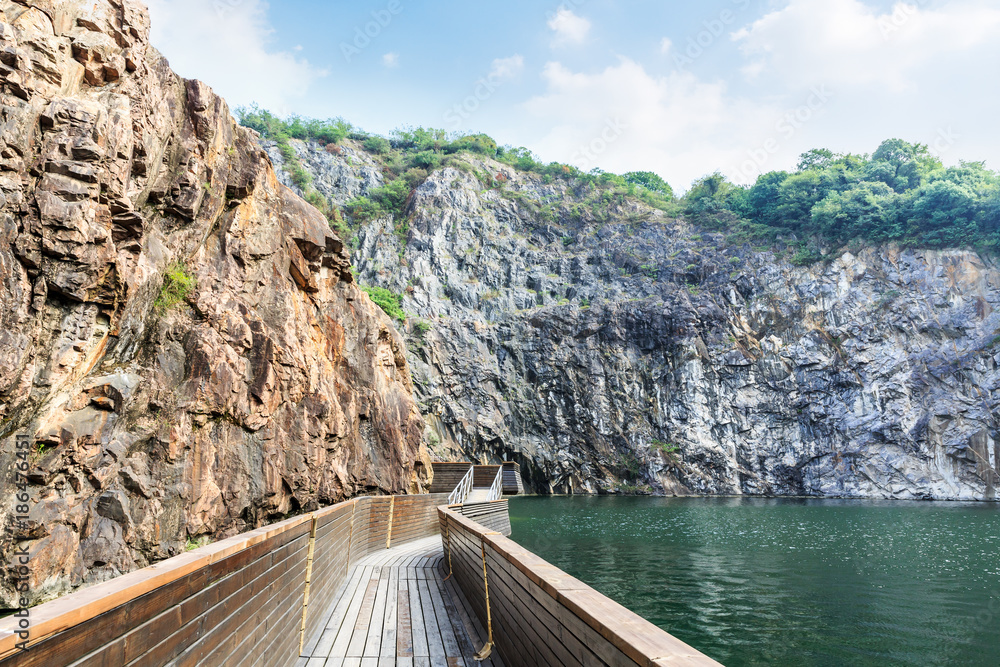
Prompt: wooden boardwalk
<box><xmin>299</xmin><ymin>536</ymin><xmax>504</xmax><ymax>667</ymax></box>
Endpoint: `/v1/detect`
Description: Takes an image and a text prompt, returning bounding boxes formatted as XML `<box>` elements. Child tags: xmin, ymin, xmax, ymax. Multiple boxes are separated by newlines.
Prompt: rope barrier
<box><xmin>442</xmin><ymin>516</ymin><xmax>454</xmax><ymax>582</ymax></box>
<box><xmin>346</xmin><ymin>500</ymin><xmax>356</xmax><ymax>566</ymax></box>
<box><xmin>473</xmin><ymin>530</ymin><xmax>502</xmax><ymax>662</ymax></box>
<box><xmin>386</xmin><ymin>496</ymin><xmax>395</xmax><ymax>549</ymax></box>
<box><xmin>298</xmin><ymin>515</ymin><xmax>319</xmax><ymax>655</ymax></box>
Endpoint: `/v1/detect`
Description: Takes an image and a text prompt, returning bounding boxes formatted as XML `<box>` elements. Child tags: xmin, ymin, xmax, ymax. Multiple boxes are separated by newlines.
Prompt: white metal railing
<box><xmin>486</xmin><ymin>466</ymin><xmax>503</xmax><ymax>502</ymax></box>
<box><xmin>448</xmin><ymin>465</ymin><xmax>474</xmax><ymax>505</ymax></box>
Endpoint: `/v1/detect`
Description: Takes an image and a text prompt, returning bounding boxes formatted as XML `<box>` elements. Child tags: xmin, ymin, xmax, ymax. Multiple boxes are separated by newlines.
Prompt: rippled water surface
<box><xmin>508</xmin><ymin>496</ymin><xmax>1000</xmax><ymax>667</ymax></box>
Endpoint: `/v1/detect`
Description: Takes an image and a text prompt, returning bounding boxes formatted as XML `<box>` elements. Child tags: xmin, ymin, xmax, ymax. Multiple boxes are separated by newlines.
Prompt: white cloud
<box><xmin>659</xmin><ymin>38</ymin><xmax>672</xmax><ymax>55</ymax></box>
<box><xmin>548</xmin><ymin>8</ymin><xmax>591</xmax><ymax>46</ymax></box>
<box><xmin>488</xmin><ymin>55</ymin><xmax>525</xmax><ymax>81</ymax></box>
<box><xmin>733</xmin><ymin>0</ymin><xmax>1000</xmax><ymax>92</ymax></box>
<box><xmin>146</xmin><ymin>0</ymin><xmax>322</xmax><ymax>115</ymax></box>
<box><xmin>382</xmin><ymin>52</ymin><xmax>400</xmax><ymax>68</ymax></box>
<box><xmin>522</xmin><ymin>58</ymin><xmax>784</xmax><ymax>190</ymax></box>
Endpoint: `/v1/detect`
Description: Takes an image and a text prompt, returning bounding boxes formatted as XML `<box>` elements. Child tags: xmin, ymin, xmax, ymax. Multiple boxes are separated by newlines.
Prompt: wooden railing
<box><xmin>0</xmin><ymin>473</ymin><xmax>724</xmax><ymax>667</ymax></box>
<box><xmin>452</xmin><ymin>499</ymin><xmax>512</xmax><ymax>536</ymax></box>
<box><xmin>438</xmin><ymin>505</ymin><xmax>724</xmax><ymax>667</ymax></box>
<box><xmin>0</xmin><ymin>494</ymin><xmax>447</xmax><ymax>667</ymax></box>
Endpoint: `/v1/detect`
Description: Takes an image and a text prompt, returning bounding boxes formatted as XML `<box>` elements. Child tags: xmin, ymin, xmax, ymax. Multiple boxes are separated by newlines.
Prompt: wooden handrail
<box><xmin>438</xmin><ymin>505</ymin><xmax>724</xmax><ymax>667</ymax></box>
<box><xmin>0</xmin><ymin>494</ymin><xmax>449</xmax><ymax>666</ymax></box>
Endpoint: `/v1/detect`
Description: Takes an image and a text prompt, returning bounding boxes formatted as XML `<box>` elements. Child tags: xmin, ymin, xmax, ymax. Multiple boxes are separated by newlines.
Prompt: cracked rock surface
<box><xmin>0</xmin><ymin>0</ymin><xmax>428</xmax><ymax>606</ymax></box>
<box><xmin>271</xmin><ymin>139</ymin><xmax>1000</xmax><ymax>501</ymax></box>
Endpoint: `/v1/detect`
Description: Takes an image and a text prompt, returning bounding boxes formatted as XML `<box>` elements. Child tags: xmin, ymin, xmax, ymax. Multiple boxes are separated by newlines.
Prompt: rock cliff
<box><xmin>268</xmin><ymin>138</ymin><xmax>1000</xmax><ymax>501</ymax></box>
<box><xmin>0</xmin><ymin>0</ymin><xmax>428</xmax><ymax>607</ymax></box>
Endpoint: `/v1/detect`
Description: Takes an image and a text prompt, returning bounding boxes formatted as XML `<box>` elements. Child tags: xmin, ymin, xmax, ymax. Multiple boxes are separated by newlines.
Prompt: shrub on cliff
<box><xmin>345</xmin><ymin>178</ymin><xmax>411</xmax><ymax>223</ymax></box>
<box><xmin>364</xmin><ymin>135</ymin><xmax>391</xmax><ymax>154</ymax></box>
<box><xmin>154</xmin><ymin>262</ymin><xmax>196</xmax><ymax>312</ymax></box>
<box><xmin>362</xmin><ymin>285</ymin><xmax>406</xmax><ymax>322</ymax></box>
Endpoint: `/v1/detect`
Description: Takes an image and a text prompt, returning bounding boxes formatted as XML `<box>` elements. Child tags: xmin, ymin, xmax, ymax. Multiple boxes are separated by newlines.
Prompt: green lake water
<box><xmin>507</xmin><ymin>496</ymin><xmax>1000</xmax><ymax>667</ymax></box>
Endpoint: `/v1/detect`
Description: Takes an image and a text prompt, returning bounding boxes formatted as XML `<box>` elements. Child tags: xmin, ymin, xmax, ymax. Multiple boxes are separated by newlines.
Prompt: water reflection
<box><xmin>508</xmin><ymin>496</ymin><xmax>1000</xmax><ymax>667</ymax></box>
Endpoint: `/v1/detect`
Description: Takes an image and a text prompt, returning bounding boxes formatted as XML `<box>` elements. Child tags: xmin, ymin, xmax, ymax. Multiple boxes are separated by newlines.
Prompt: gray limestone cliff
<box><xmin>268</xmin><ymin>138</ymin><xmax>1000</xmax><ymax>501</ymax></box>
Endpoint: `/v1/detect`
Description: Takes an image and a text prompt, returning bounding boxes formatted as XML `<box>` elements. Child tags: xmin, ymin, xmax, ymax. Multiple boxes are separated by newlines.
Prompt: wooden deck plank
<box><xmin>347</xmin><ymin>575</ymin><xmax>380</xmax><ymax>657</ymax></box>
<box><xmin>423</xmin><ymin>572</ymin><xmax>467</xmax><ymax>667</ymax></box>
<box><xmin>363</xmin><ymin>574</ymin><xmax>389</xmax><ymax>657</ymax></box>
<box><xmin>416</xmin><ymin>579</ymin><xmax>447</xmax><ymax>664</ymax></box>
<box><xmin>313</xmin><ymin>566</ymin><xmax>367</xmax><ymax>657</ymax></box>
<box><xmin>432</xmin><ymin>576</ymin><xmax>478</xmax><ymax>666</ymax></box>
<box><xmin>329</xmin><ymin>566</ymin><xmax>375</xmax><ymax>658</ymax></box>
<box><xmin>345</xmin><ymin>574</ymin><xmax>380</xmax><ymax>657</ymax></box>
<box><xmin>304</xmin><ymin>536</ymin><xmax>489</xmax><ymax>665</ymax></box>
<box><xmin>440</xmin><ymin>575</ymin><xmax>503</xmax><ymax>667</ymax></box>
<box><xmin>408</xmin><ymin>575</ymin><xmax>429</xmax><ymax>658</ymax></box>
<box><xmin>383</xmin><ymin>566</ymin><xmax>398</xmax><ymax>661</ymax></box>
<box><xmin>396</xmin><ymin>580</ymin><xmax>413</xmax><ymax>658</ymax></box>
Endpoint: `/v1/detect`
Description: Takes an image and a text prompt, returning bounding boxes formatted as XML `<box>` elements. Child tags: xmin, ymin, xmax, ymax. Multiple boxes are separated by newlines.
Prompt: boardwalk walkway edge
<box><xmin>0</xmin><ymin>472</ymin><xmax>724</xmax><ymax>666</ymax></box>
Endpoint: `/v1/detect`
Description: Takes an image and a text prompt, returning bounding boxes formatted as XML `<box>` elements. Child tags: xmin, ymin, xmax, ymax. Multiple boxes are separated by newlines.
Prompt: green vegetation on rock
<box><xmin>154</xmin><ymin>262</ymin><xmax>196</xmax><ymax>312</ymax></box>
<box><xmin>362</xmin><ymin>285</ymin><xmax>406</xmax><ymax>322</ymax></box>
<box><xmin>686</xmin><ymin>139</ymin><xmax>1000</xmax><ymax>257</ymax></box>
<box><xmin>236</xmin><ymin>105</ymin><xmax>357</xmax><ymax>243</ymax></box>
<box><xmin>237</xmin><ymin>109</ymin><xmax>999</xmax><ymax>261</ymax></box>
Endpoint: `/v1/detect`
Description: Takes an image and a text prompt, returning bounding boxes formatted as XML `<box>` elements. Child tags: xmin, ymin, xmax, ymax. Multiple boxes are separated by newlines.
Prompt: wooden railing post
<box><xmin>298</xmin><ymin>514</ymin><xmax>319</xmax><ymax>655</ymax></box>
<box><xmin>386</xmin><ymin>496</ymin><xmax>395</xmax><ymax>549</ymax></box>
<box><xmin>346</xmin><ymin>500</ymin><xmax>356</xmax><ymax>567</ymax></box>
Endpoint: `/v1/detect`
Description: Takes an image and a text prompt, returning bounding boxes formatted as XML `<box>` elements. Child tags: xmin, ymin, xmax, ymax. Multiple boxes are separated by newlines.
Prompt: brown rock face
<box><xmin>0</xmin><ymin>0</ymin><xmax>429</xmax><ymax>606</ymax></box>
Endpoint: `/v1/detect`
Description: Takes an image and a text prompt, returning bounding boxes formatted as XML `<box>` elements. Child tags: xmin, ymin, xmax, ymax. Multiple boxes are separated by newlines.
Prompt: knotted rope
<box><xmin>473</xmin><ymin>531</ymin><xmax>501</xmax><ymax>661</ymax></box>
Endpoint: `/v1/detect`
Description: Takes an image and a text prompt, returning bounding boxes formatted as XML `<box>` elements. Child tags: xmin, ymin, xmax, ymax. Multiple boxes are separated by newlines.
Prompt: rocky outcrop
<box><xmin>273</xmin><ymin>139</ymin><xmax>1000</xmax><ymax>501</ymax></box>
<box><xmin>0</xmin><ymin>0</ymin><xmax>428</xmax><ymax>607</ymax></box>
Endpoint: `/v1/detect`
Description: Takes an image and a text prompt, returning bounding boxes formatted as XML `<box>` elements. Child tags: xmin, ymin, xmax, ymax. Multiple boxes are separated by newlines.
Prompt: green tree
<box><xmin>446</xmin><ymin>133</ymin><xmax>498</xmax><ymax>156</ymax></box>
<box><xmin>811</xmin><ymin>181</ymin><xmax>899</xmax><ymax>242</ymax></box>
<box><xmin>622</xmin><ymin>171</ymin><xmax>674</xmax><ymax>199</ymax></box>
<box><xmin>747</xmin><ymin>171</ymin><xmax>790</xmax><ymax>227</ymax></box>
<box><xmin>773</xmin><ymin>170</ymin><xmax>830</xmax><ymax>231</ymax></box>
<box><xmin>361</xmin><ymin>285</ymin><xmax>406</xmax><ymax>322</ymax></box>
<box><xmin>797</xmin><ymin>148</ymin><xmax>838</xmax><ymax>171</ymax></box>
<box><xmin>867</xmin><ymin>138</ymin><xmax>942</xmax><ymax>192</ymax></box>
<box><xmin>903</xmin><ymin>180</ymin><xmax>981</xmax><ymax>247</ymax></box>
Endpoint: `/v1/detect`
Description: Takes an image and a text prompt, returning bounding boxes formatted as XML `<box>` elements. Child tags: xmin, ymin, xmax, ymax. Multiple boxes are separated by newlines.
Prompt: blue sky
<box><xmin>147</xmin><ymin>0</ymin><xmax>1000</xmax><ymax>191</ymax></box>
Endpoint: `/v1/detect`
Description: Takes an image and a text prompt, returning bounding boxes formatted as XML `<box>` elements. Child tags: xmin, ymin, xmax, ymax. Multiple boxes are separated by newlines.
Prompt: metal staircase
<box><xmin>444</xmin><ymin>463</ymin><xmax>506</xmax><ymax>505</ymax></box>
